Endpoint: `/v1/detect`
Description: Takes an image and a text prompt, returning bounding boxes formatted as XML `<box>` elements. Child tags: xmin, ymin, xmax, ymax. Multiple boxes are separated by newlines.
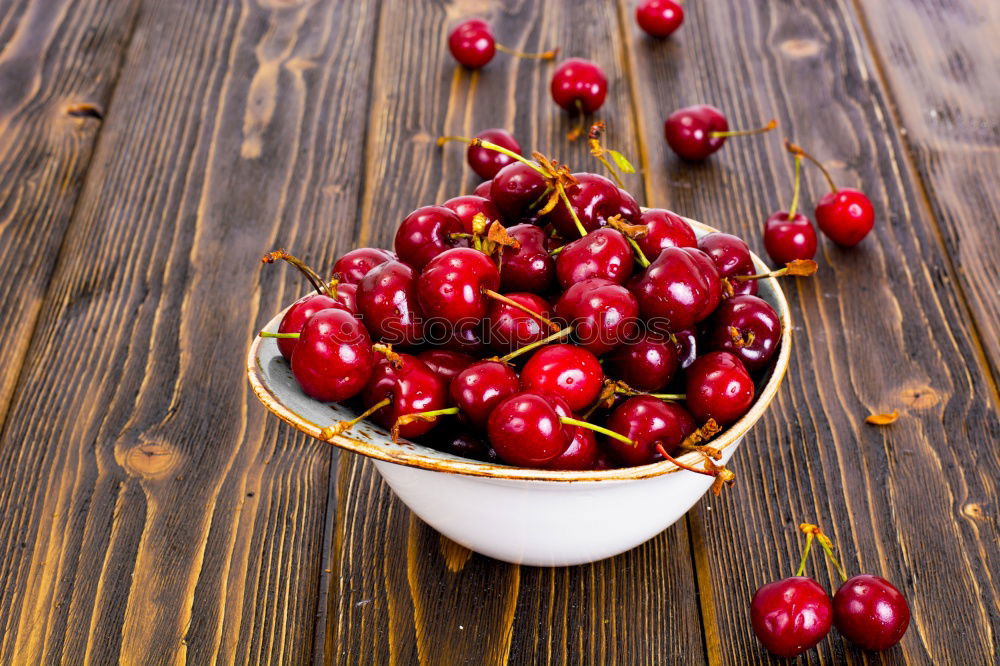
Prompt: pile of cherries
<box><xmin>261</xmin><ymin>137</ymin><xmax>810</xmax><ymax>478</ymax></box>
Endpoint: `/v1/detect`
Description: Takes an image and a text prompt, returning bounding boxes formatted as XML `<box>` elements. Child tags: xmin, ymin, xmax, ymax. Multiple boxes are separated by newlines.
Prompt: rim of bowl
<box><xmin>247</xmin><ymin>217</ymin><xmax>792</xmax><ymax>483</ymax></box>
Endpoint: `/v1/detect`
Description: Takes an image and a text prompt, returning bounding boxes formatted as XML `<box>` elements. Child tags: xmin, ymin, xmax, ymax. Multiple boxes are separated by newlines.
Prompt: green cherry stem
<box><xmin>785</xmin><ymin>139</ymin><xmax>838</xmax><ymax>193</ymax></box>
<box><xmin>708</xmin><ymin>118</ymin><xmax>777</xmax><ymax>139</ymax></box>
<box><xmin>260</xmin><ymin>331</ymin><xmax>299</xmax><ymax>339</ymax></box>
<box><xmin>795</xmin><ymin>531</ymin><xmax>816</xmax><ymax>577</ymax></box>
<box><xmin>624</xmin><ymin>234</ymin><xmax>650</xmax><ymax>268</ymax></box>
<box><xmin>437</xmin><ymin>136</ymin><xmax>550</xmax><ymax>179</ymax></box>
<box><xmin>262</xmin><ymin>250</ymin><xmax>328</xmax><ymax>295</ymax></box>
<box><xmin>556</xmin><ymin>182</ymin><xmax>588</xmax><ymax>237</ymax></box>
<box><xmin>787</xmin><ymin>153</ymin><xmax>803</xmax><ymax>219</ymax></box>
<box><xmin>497</xmin><ymin>327</ymin><xmax>573</xmax><ymax>363</ymax></box>
<box><xmin>560</xmin><ymin>417</ymin><xmax>634</xmax><ymax>446</ymax></box>
<box><xmin>320</xmin><ymin>397</ymin><xmax>391</xmax><ymax>440</ymax></box>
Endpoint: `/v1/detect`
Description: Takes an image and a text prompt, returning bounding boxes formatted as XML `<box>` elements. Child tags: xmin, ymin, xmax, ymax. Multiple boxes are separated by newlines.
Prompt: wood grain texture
<box><xmin>329</xmin><ymin>0</ymin><xmax>705</xmax><ymax>663</ymax></box>
<box><xmin>0</xmin><ymin>0</ymin><xmax>379</xmax><ymax>662</ymax></box>
<box><xmin>619</xmin><ymin>0</ymin><xmax>1000</xmax><ymax>662</ymax></box>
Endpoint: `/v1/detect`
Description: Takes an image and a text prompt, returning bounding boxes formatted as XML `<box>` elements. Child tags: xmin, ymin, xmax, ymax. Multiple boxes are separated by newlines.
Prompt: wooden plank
<box><xmin>619</xmin><ymin>0</ymin><xmax>1000</xmax><ymax>663</ymax></box>
<box><xmin>0</xmin><ymin>0</ymin><xmax>141</xmax><ymax>431</ymax></box>
<box><xmin>328</xmin><ymin>0</ymin><xmax>706</xmax><ymax>662</ymax></box>
<box><xmin>0</xmin><ymin>1</ymin><xmax>380</xmax><ymax>663</ymax></box>
<box><xmin>852</xmin><ymin>0</ymin><xmax>1000</xmax><ymax>383</ymax></box>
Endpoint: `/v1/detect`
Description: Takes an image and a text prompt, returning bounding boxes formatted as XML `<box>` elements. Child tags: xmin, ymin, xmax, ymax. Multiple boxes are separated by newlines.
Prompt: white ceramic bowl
<box><xmin>247</xmin><ymin>219</ymin><xmax>791</xmax><ymax>566</ymax></box>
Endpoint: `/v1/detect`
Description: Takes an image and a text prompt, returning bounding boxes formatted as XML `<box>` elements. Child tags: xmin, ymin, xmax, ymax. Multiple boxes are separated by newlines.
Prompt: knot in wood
<box><xmin>122</xmin><ymin>443</ymin><xmax>179</xmax><ymax>478</ymax></box>
<box><xmin>779</xmin><ymin>39</ymin><xmax>821</xmax><ymax>58</ymax></box>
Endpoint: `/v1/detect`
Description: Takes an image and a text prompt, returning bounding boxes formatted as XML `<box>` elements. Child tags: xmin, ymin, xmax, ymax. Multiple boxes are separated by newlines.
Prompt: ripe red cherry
<box><xmin>500</xmin><ymin>224</ymin><xmax>557</xmax><ymax>292</ymax></box>
<box><xmin>550</xmin><ymin>58</ymin><xmax>607</xmax><ymax>114</ymax></box>
<box><xmin>706</xmin><ymin>295</ymin><xmax>782</xmax><ymax>372</ymax></box>
<box><xmin>632</xmin><ymin>246</ymin><xmax>722</xmax><ymax>330</ymax></box>
<box><xmin>547</xmin><ymin>173</ymin><xmax>640</xmax><ymax>237</ymax></box>
<box><xmin>444</xmin><ymin>430</ymin><xmax>497</xmax><ymax>462</ymax></box>
<box><xmin>487</xmin><ymin>392</ymin><xmax>573</xmax><ymax>466</ymax></box>
<box><xmin>545</xmin><ymin>416</ymin><xmax>599</xmax><ymax>471</ymax></box>
<box><xmin>450</xmin><ymin>360</ymin><xmax>520</xmax><ymax>429</ymax></box>
<box><xmin>437</xmin><ymin>324</ymin><xmax>488</xmax><ymax>355</ymax></box>
<box><xmin>357</xmin><ymin>259</ymin><xmax>424</xmax><ymax>346</ymax></box>
<box><xmin>556</xmin><ymin>228</ymin><xmax>634</xmax><ymax>288</ymax></box>
<box><xmin>275</xmin><ymin>293</ymin><xmax>343</xmax><ymax>360</ymax></box>
<box><xmin>635</xmin><ymin>208</ymin><xmax>697</xmax><ymax>262</ymax></box>
<box><xmin>330</xmin><ymin>283</ymin><xmax>359</xmax><ymax>316</ymax></box>
<box><xmin>290</xmin><ymin>308</ymin><xmax>374</xmax><ymax>403</ymax></box>
<box><xmin>664</xmin><ymin>105</ymin><xmax>728</xmax><ymax>161</ymax></box>
<box><xmin>486</xmin><ymin>292</ymin><xmax>553</xmax><ymax>353</ymax></box>
<box><xmin>605</xmin><ymin>396</ymin><xmax>696</xmax><ymax>466</ymax></box>
<box><xmin>636</xmin><ymin>0</ymin><xmax>684</xmax><ymax>37</ymax></box>
<box><xmin>417</xmin><ymin>349</ymin><xmax>475</xmax><ymax>389</ymax></box>
<box><xmin>554</xmin><ymin>278</ymin><xmax>640</xmax><ymax>356</ymax></box>
<box><xmin>416</xmin><ymin>248</ymin><xmax>500</xmax><ymax>327</ymax></box>
<box><xmin>473</xmin><ymin>180</ymin><xmax>492</xmax><ymax>198</ymax></box>
<box><xmin>521</xmin><ymin>344</ymin><xmax>604</xmax><ymax>412</ymax></box>
<box><xmin>833</xmin><ymin>575</ymin><xmax>910</xmax><ymax>651</ymax></box>
<box><xmin>816</xmin><ymin>188</ymin><xmax>874</xmax><ymax>247</ymax></box>
<box><xmin>394</xmin><ymin>205</ymin><xmax>468</xmax><ymax>270</ymax></box>
<box><xmin>443</xmin><ymin>195</ymin><xmax>503</xmax><ymax>234</ymax></box>
<box><xmin>685</xmin><ymin>351</ymin><xmax>755</xmax><ymax>425</ymax></box>
<box><xmin>697</xmin><ymin>232</ymin><xmax>759</xmax><ymax>296</ymax></box>
<box><xmin>605</xmin><ymin>332</ymin><xmax>680</xmax><ymax>391</ymax></box>
<box><xmin>671</xmin><ymin>327</ymin><xmax>700</xmax><ymax>369</ymax></box>
<box><xmin>490</xmin><ymin>161</ymin><xmax>549</xmax><ymax>220</ymax></box>
<box><xmin>467</xmin><ymin>129</ymin><xmax>522</xmax><ymax>180</ymax></box>
<box><xmin>363</xmin><ymin>353</ymin><xmax>447</xmax><ymax>439</ymax></box>
<box><xmin>448</xmin><ymin>19</ymin><xmax>495</xmax><ymax>69</ymax></box>
<box><xmin>332</xmin><ymin>247</ymin><xmax>396</xmax><ymax>285</ymax></box>
<box><xmin>750</xmin><ymin>577</ymin><xmax>833</xmax><ymax>658</ymax></box>
<box><xmin>764</xmin><ymin>212</ymin><xmax>817</xmax><ymax>264</ymax></box>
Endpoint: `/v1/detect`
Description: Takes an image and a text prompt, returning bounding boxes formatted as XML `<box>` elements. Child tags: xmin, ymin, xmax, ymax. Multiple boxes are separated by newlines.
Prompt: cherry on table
<box><xmin>556</xmin><ymin>227</ymin><xmax>634</xmax><ymax>288</ymax></box>
<box><xmin>450</xmin><ymin>360</ymin><xmax>520</xmax><ymax>429</ymax></box>
<box><xmin>697</xmin><ymin>231</ymin><xmax>759</xmax><ymax>296</ymax></box>
<box><xmin>664</xmin><ymin>104</ymin><xmax>776</xmax><ymax>161</ymax></box>
<box><xmin>635</xmin><ymin>208</ymin><xmax>697</xmax><ymax>262</ymax></box>
<box><xmin>394</xmin><ymin>205</ymin><xmax>468</xmax><ymax>270</ymax></box>
<box><xmin>833</xmin><ymin>574</ymin><xmax>910</xmax><ymax>651</ymax></box>
<box><xmin>636</xmin><ymin>0</ymin><xmax>684</xmax><ymax>38</ymax></box>
<box><xmin>764</xmin><ymin>145</ymin><xmax>818</xmax><ymax>264</ymax></box>
<box><xmin>487</xmin><ymin>392</ymin><xmax>573</xmax><ymax>466</ymax></box>
<box><xmin>416</xmin><ymin>247</ymin><xmax>500</xmax><ymax>327</ymax></box>
<box><xmin>448</xmin><ymin>18</ymin><xmax>556</xmax><ymax>70</ymax></box>
<box><xmin>289</xmin><ymin>308</ymin><xmax>375</xmax><ymax>403</ymax></box>
<box><xmin>443</xmin><ymin>195</ymin><xmax>503</xmax><ymax>234</ymax></box>
<box><xmin>750</xmin><ymin>577</ymin><xmax>833</xmax><ymax>658</ymax></box>
<box><xmin>486</xmin><ymin>292</ymin><xmax>555</xmax><ymax>353</ymax></box>
<box><xmin>605</xmin><ymin>395</ymin><xmax>696</xmax><ymax>466</ymax></box>
<box><xmin>554</xmin><ymin>277</ymin><xmax>640</xmax><ymax>356</ymax></box>
<box><xmin>467</xmin><ymin>129</ymin><xmax>522</xmax><ymax>180</ymax></box>
<box><xmin>520</xmin><ymin>343</ymin><xmax>604</xmax><ymax>412</ymax></box>
<box><xmin>605</xmin><ymin>331</ymin><xmax>680</xmax><ymax>392</ymax></box>
<box><xmin>500</xmin><ymin>224</ymin><xmax>557</xmax><ymax>293</ymax></box>
<box><xmin>550</xmin><ymin>58</ymin><xmax>608</xmax><ymax>140</ymax></box>
<box><xmin>333</xmin><ymin>247</ymin><xmax>396</xmax><ymax>285</ymax></box>
<box><xmin>362</xmin><ymin>352</ymin><xmax>448</xmax><ymax>439</ymax></box>
<box><xmin>705</xmin><ymin>295</ymin><xmax>782</xmax><ymax>372</ymax></box>
<box><xmin>547</xmin><ymin>172</ymin><xmax>640</xmax><ymax>238</ymax></box>
<box><xmin>356</xmin><ymin>259</ymin><xmax>425</xmax><ymax>347</ymax></box>
<box><xmin>631</xmin><ymin>246</ymin><xmax>722</xmax><ymax>330</ymax></box>
<box><xmin>684</xmin><ymin>351</ymin><xmax>755</xmax><ymax>425</ymax></box>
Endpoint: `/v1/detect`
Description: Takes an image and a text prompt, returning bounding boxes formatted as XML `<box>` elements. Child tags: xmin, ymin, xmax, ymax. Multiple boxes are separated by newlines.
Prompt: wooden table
<box><xmin>0</xmin><ymin>0</ymin><xmax>997</xmax><ymax>663</ymax></box>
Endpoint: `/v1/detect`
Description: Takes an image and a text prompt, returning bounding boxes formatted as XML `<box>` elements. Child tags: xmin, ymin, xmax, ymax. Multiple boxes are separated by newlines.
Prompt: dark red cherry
<box><xmin>547</xmin><ymin>173</ymin><xmax>640</xmax><ymax>237</ymax></box>
<box><xmin>275</xmin><ymin>293</ymin><xmax>343</xmax><ymax>361</ymax></box>
<box><xmin>330</xmin><ymin>283</ymin><xmax>359</xmax><ymax>316</ymax></box>
<box><xmin>764</xmin><ymin>212</ymin><xmax>818</xmax><ymax>264</ymax></box>
<box><xmin>473</xmin><ymin>180</ymin><xmax>493</xmax><ymax>198</ymax></box>
<box><xmin>332</xmin><ymin>247</ymin><xmax>396</xmax><ymax>285</ymax></box>
<box><xmin>487</xmin><ymin>392</ymin><xmax>573</xmax><ymax>466</ymax></box>
<box><xmin>448</xmin><ymin>18</ymin><xmax>495</xmax><ymax>69</ymax></box>
<box><xmin>636</xmin><ymin>0</ymin><xmax>684</xmax><ymax>37</ymax></box>
<box><xmin>545</xmin><ymin>426</ymin><xmax>599</xmax><ymax>471</ymax></box>
<box><xmin>705</xmin><ymin>295</ymin><xmax>782</xmax><ymax>372</ymax></box>
<box><xmin>697</xmin><ymin>232</ymin><xmax>759</xmax><ymax>296</ymax></box>
<box><xmin>670</xmin><ymin>327</ymin><xmax>700</xmax><ymax>370</ymax></box>
<box><xmin>417</xmin><ymin>349</ymin><xmax>475</xmax><ymax>389</ymax></box>
<box><xmin>816</xmin><ymin>188</ymin><xmax>874</xmax><ymax>247</ymax></box>
<box><xmin>550</xmin><ymin>58</ymin><xmax>608</xmax><ymax>113</ymax></box>
<box><xmin>290</xmin><ymin>308</ymin><xmax>374</xmax><ymax>403</ymax></box>
<box><xmin>554</xmin><ymin>278</ymin><xmax>640</xmax><ymax>355</ymax></box>
<box><xmin>685</xmin><ymin>351</ymin><xmax>754</xmax><ymax>425</ymax></box>
<box><xmin>555</xmin><ymin>228</ymin><xmax>634</xmax><ymax>288</ymax></box>
<box><xmin>520</xmin><ymin>344</ymin><xmax>604</xmax><ymax>412</ymax></box>
<box><xmin>394</xmin><ymin>205</ymin><xmax>468</xmax><ymax>270</ymax></box>
<box><xmin>635</xmin><ymin>208</ymin><xmax>697</xmax><ymax>261</ymax></box>
<box><xmin>356</xmin><ymin>259</ymin><xmax>424</xmax><ymax>346</ymax></box>
<box><xmin>499</xmin><ymin>223</ymin><xmax>557</xmax><ymax>292</ymax></box>
<box><xmin>486</xmin><ymin>292</ymin><xmax>553</xmax><ymax>353</ymax></box>
<box><xmin>490</xmin><ymin>161</ymin><xmax>549</xmax><ymax>220</ymax></box>
<box><xmin>416</xmin><ymin>247</ymin><xmax>500</xmax><ymax>328</ymax></box>
<box><xmin>664</xmin><ymin>104</ymin><xmax>728</xmax><ymax>161</ymax></box>
<box><xmin>362</xmin><ymin>353</ymin><xmax>447</xmax><ymax>439</ymax></box>
<box><xmin>468</xmin><ymin>129</ymin><xmax>522</xmax><ymax>180</ymax></box>
<box><xmin>444</xmin><ymin>430</ymin><xmax>497</xmax><ymax>462</ymax></box>
<box><xmin>605</xmin><ymin>396</ymin><xmax>696</xmax><ymax>466</ymax></box>
<box><xmin>449</xmin><ymin>360</ymin><xmax>520</xmax><ymax>429</ymax></box>
<box><xmin>833</xmin><ymin>575</ymin><xmax>909</xmax><ymax>651</ymax></box>
<box><xmin>605</xmin><ymin>332</ymin><xmax>680</xmax><ymax>391</ymax></box>
<box><xmin>750</xmin><ymin>577</ymin><xmax>832</xmax><ymax>658</ymax></box>
<box><xmin>437</xmin><ymin>324</ymin><xmax>488</xmax><ymax>355</ymax></box>
<box><xmin>632</xmin><ymin>246</ymin><xmax>722</xmax><ymax>330</ymax></box>
<box><xmin>443</xmin><ymin>195</ymin><xmax>503</xmax><ymax>234</ymax></box>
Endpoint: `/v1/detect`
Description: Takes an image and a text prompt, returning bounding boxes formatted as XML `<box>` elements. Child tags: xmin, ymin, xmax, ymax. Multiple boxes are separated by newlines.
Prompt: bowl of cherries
<box><xmin>247</xmin><ymin>138</ymin><xmax>801</xmax><ymax>567</ymax></box>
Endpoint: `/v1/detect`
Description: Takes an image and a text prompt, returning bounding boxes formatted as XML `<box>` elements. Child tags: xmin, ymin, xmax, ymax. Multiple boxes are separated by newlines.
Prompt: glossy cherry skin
<box><xmin>416</xmin><ymin>248</ymin><xmax>500</xmax><ymax>328</ymax></box>
<box><xmin>750</xmin><ymin>577</ymin><xmax>833</xmax><ymax>658</ymax></box>
<box><xmin>486</xmin><ymin>292</ymin><xmax>553</xmax><ymax>353</ymax></box>
<box><xmin>632</xmin><ymin>246</ymin><xmax>722</xmax><ymax>330</ymax></box>
<box><xmin>437</xmin><ymin>324</ymin><xmax>488</xmax><ymax>355</ymax></box>
<box><xmin>490</xmin><ymin>161</ymin><xmax>549</xmax><ymax>220</ymax></box>
<box><xmin>664</xmin><ymin>104</ymin><xmax>728</xmax><ymax>161</ymax></box>
<box><xmin>332</xmin><ymin>247</ymin><xmax>396</xmax><ymax>285</ymax></box>
<box><xmin>545</xmin><ymin>426</ymin><xmax>599</xmax><ymax>470</ymax></box>
<box><xmin>763</xmin><ymin>212</ymin><xmax>817</xmax><ymax>265</ymax></box>
<box><xmin>331</xmin><ymin>283</ymin><xmax>359</xmax><ymax>316</ymax></box>
<box><xmin>816</xmin><ymin>188</ymin><xmax>874</xmax><ymax>247</ymax></box>
<box><xmin>636</xmin><ymin>0</ymin><xmax>684</xmax><ymax>37</ymax></box>
<box><xmin>697</xmin><ymin>232</ymin><xmax>758</xmax><ymax>296</ymax></box>
<box><xmin>685</xmin><ymin>351</ymin><xmax>755</xmax><ymax>425</ymax></box>
<box><xmin>290</xmin><ymin>308</ymin><xmax>374</xmax><ymax>403</ymax></box>
<box><xmin>605</xmin><ymin>396</ymin><xmax>696</xmax><ymax>466</ymax></box>
<box><xmin>833</xmin><ymin>575</ymin><xmax>909</xmax><ymax>651</ymax></box>
<box><xmin>417</xmin><ymin>349</ymin><xmax>475</xmax><ymax>389</ymax></box>
<box><xmin>394</xmin><ymin>205</ymin><xmax>468</xmax><ymax>270</ymax></box>
<box><xmin>356</xmin><ymin>260</ymin><xmax>424</xmax><ymax>346</ymax></box>
<box><xmin>520</xmin><ymin>344</ymin><xmax>604</xmax><ymax>412</ymax></box>
<box><xmin>449</xmin><ymin>360</ymin><xmax>520</xmax><ymax>429</ymax></box>
<box><xmin>556</xmin><ymin>228</ymin><xmax>634</xmax><ymax>288</ymax></box>
<box><xmin>605</xmin><ymin>332</ymin><xmax>680</xmax><ymax>391</ymax></box>
<box><xmin>670</xmin><ymin>327</ymin><xmax>700</xmax><ymax>370</ymax></box>
<box><xmin>473</xmin><ymin>180</ymin><xmax>493</xmax><ymax>198</ymax></box>
<box><xmin>550</xmin><ymin>58</ymin><xmax>608</xmax><ymax>113</ymax></box>
<box><xmin>499</xmin><ymin>224</ymin><xmax>557</xmax><ymax>293</ymax></box>
<box><xmin>468</xmin><ymin>128</ymin><xmax>522</xmax><ymax>180</ymax></box>
<box><xmin>443</xmin><ymin>195</ymin><xmax>503</xmax><ymax>234</ymax></box>
<box><xmin>448</xmin><ymin>18</ymin><xmax>495</xmax><ymax>69</ymax></box>
<box><xmin>705</xmin><ymin>295</ymin><xmax>782</xmax><ymax>372</ymax></box>
<box><xmin>636</xmin><ymin>208</ymin><xmax>697</xmax><ymax>262</ymax></box>
<box><xmin>487</xmin><ymin>392</ymin><xmax>572</xmax><ymax>466</ymax></box>
<box><xmin>547</xmin><ymin>173</ymin><xmax>641</xmax><ymax>238</ymax></box>
<box><xmin>276</xmin><ymin>293</ymin><xmax>344</xmax><ymax>360</ymax></box>
<box><xmin>362</xmin><ymin>353</ymin><xmax>448</xmax><ymax>439</ymax></box>
<box><xmin>555</xmin><ymin>278</ymin><xmax>640</xmax><ymax>355</ymax></box>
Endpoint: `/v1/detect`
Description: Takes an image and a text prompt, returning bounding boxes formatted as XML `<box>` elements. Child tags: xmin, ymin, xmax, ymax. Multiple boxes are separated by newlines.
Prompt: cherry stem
<box><xmin>391</xmin><ymin>406</ymin><xmax>460</xmax><ymax>442</ymax></box>
<box><xmin>787</xmin><ymin>154</ymin><xmax>803</xmax><ymax>219</ymax></box>
<box><xmin>567</xmin><ymin>100</ymin><xmax>586</xmax><ymax>141</ymax></box>
<box><xmin>437</xmin><ymin>136</ymin><xmax>548</xmax><ymax>179</ymax></box>
<box><xmin>588</xmin><ymin>124</ymin><xmax>625</xmax><ymax>188</ymax></box>
<box><xmin>548</xmin><ymin>245</ymin><xmax>565</xmax><ymax>256</ymax></box>
<box><xmin>614</xmin><ymin>383</ymin><xmax>684</xmax><ymax>401</ymax></box>
<box><xmin>708</xmin><ymin>118</ymin><xmax>777</xmax><ymax>139</ymax></box>
<box><xmin>497</xmin><ymin>326</ymin><xmax>572</xmax><ymax>363</ymax></box>
<box><xmin>556</xmin><ymin>182</ymin><xmax>588</xmax><ymax>237</ymax></box>
<box><xmin>655</xmin><ymin>443</ymin><xmax>735</xmax><ymax>496</ymax></box>
<box><xmin>262</xmin><ymin>250</ymin><xmax>328</xmax><ymax>295</ymax></box>
<box><xmin>735</xmin><ymin>259</ymin><xmax>818</xmax><ymax>281</ymax></box>
<box><xmin>785</xmin><ymin>139</ymin><xmax>838</xmax><ymax>193</ymax></box>
<box><xmin>795</xmin><ymin>532</ymin><xmax>815</xmax><ymax>577</ymax></box>
<box><xmin>494</xmin><ymin>42</ymin><xmax>558</xmax><ymax>60</ymax></box>
<box><xmin>320</xmin><ymin>397</ymin><xmax>391</xmax><ymax>440</ymax></box>
<box><xmin>482</xmin><ymin>289</ymin><xmax>560</xmax><ymax>331</ymax></box>
<box><xmin>373</xmin><ymin>343</ymin><xmax>404</xmax><ymax>368</ymax></box>
<box><xmin>799</xmin><ymin>523</ymin><xmax>849</xmax><ymax>582</ymax></box>
<box><xmin>260</xmin><ymin>331</ymin><xmax>299</xmax><ymax>339</ymax></box>
<box><xmin>625</xmin><ymin>233</ymin><xmax>650</xmax><ymax>268</ymax></box>
<box><xmin>560</xmin><ymin>417</ymin><xmax>634</xmax><ymax>446</ymax></box>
